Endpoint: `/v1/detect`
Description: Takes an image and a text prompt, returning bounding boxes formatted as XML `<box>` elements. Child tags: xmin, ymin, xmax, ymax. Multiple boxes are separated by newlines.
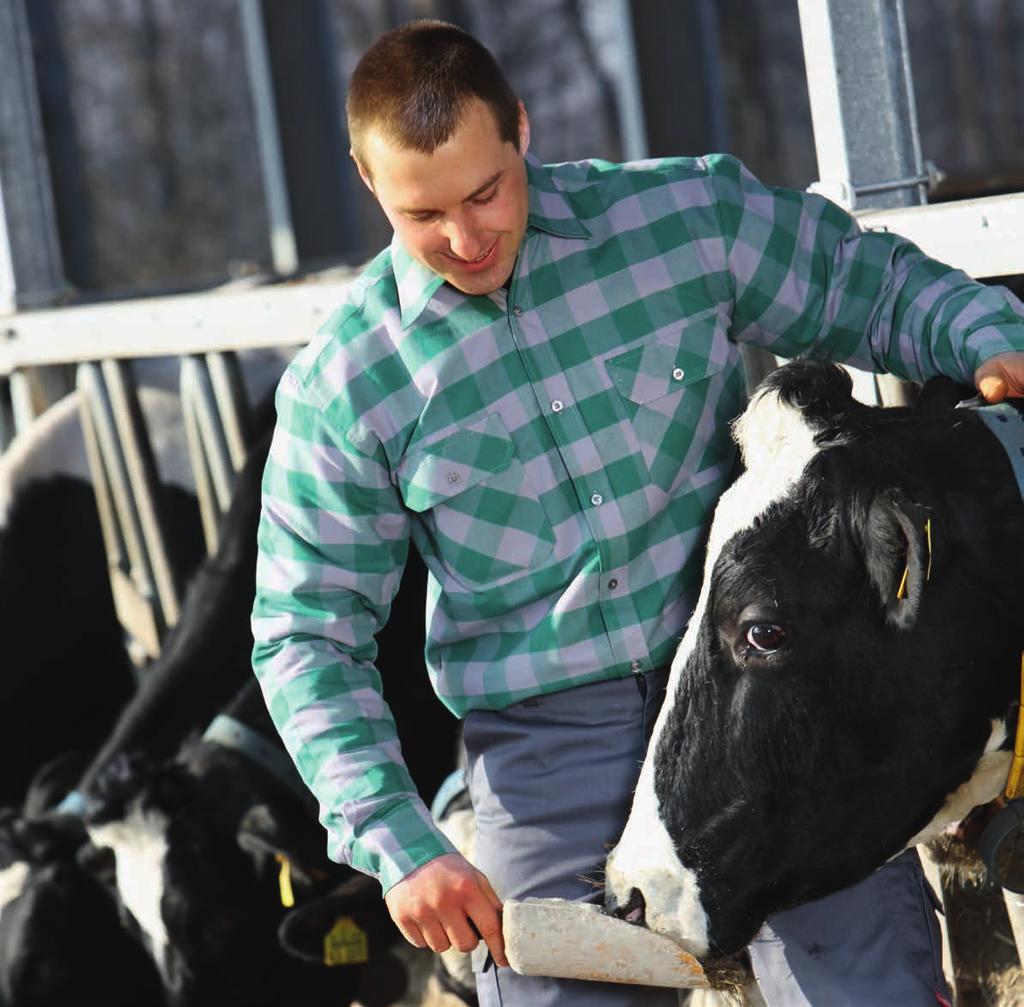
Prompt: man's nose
<box><xmin>444</xmin><ymin>216</ymin><xmax>487</xmax><ymax>261</ymax></box>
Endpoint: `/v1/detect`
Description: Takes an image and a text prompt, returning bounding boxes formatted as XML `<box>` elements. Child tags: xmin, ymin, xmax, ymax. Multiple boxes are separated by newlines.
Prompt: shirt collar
<box><xmin>394</xmin><ymin>154</ymin><xmax>590</xmax><ymax>329</ymax></box>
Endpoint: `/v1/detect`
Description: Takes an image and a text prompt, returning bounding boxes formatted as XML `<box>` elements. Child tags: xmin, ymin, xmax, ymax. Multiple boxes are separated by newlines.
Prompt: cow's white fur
<box><xmin>907</xmin><ymin>719</ymin><xmax>1011</xmax><ymax>848</ymax></box>
<box><xmin>607</xmin><ymin>387</ymin><xmax>821</xmax><ymax>952</ymax></box>
<box><xmin>0</xmin><ymin>862</ymin><xmax>30</xmax><ymax>926</ymax></box>
<box><xmin>88</xmin><ymin>804</ymin><xmax>171</xmax><ymax>979</ymax></box>
<box><xmin>0</xmin><ymin>388</ymin><xmax>193</xmax><ymax>527</ymax></box>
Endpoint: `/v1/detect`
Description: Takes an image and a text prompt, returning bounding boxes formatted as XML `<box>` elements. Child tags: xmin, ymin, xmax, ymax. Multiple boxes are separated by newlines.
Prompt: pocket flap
<box><xmin>606</xmin><ymin>314</ymin><xmax>724</xmax><ymax>405</ymax></box>
<box><xmin>397</xmin><ymin>414</ymin><xmax>514</xmax><ymax>512</ymax></box>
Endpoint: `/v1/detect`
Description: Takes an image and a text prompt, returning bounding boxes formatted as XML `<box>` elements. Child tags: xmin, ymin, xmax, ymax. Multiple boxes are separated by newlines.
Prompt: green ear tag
<box><xmin>323</xmin><ymin>915</ymin><xmax>369</xmax><ymax>966</ymax></box>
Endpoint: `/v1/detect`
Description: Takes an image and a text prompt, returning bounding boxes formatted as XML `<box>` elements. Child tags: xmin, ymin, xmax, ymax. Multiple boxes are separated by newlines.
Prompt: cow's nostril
<box><xmin>617</xmin><ymin>887</ymin><xmax>646</xmax><ymax>927</ymax></box>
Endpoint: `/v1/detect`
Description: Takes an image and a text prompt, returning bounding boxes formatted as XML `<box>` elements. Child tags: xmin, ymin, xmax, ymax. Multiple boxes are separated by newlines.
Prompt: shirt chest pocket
<box><xmin>604</xmin><ymin>312</ymin><xmax>735</xmax><ymax>492</ymax></box>
<box><xmin>397</xmin><ymin>414</ymin><xmax>555</xmax><ymax>588</ymax></box>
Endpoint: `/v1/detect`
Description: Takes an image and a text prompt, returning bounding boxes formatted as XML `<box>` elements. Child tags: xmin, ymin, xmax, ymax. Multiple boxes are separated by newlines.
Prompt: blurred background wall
<box><xmin>23</xmin><ymin>0</ymin><xmax>1024</xmax><ymax>299</ymax></box>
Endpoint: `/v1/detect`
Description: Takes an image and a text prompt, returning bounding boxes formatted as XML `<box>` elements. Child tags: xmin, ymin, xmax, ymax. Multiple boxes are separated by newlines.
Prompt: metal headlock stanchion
<box><xmin>76</xmin><ymin>360</ymin><xmax>181</xmax><ymax>666</ymax></box>
<box><xmin>180</xmin><ymin>351</ymin><xmax>253</xmax><ymax>555</ymax></box>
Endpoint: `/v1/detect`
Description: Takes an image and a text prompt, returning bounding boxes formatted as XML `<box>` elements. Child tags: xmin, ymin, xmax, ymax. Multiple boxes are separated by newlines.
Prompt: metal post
<box><xmin>238</xmin><ymin>0</ymin><xmax>299</xmax><ymax>277</ymax></box>
<box><xmin>608</xmin><ymin>0</ymin><xmax>648</xmax><ymax>161</ymax></box>
<box><xmin>180</xmin><ymin>351</ymin><xmax>253</xmax><ymax>555</ymax></box>
<box><xmin>0</xmin><ymin>0</ymin><xmax>65</xmax><ymax>311</ymax></box>
<box><xmin>797</xmin><ymin>0</ymin><xmax>926</xmax><ymax>407</ymax></box>
<box><xmin>77</xmin><ymin>361</ymin><xmax>182</xmax><ymax>661</ymax></box>
<box><xmin>0</xmin><ymin>0</ymin><xmax>73</xmax><ymax>437</ymax></box>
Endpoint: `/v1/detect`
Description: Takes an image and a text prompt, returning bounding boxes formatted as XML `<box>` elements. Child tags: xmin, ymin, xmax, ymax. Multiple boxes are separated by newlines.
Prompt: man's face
<box><xmin>356</xmin><ymin>99</ymin><xmax>530</xmax><ymax>296</ymax></box>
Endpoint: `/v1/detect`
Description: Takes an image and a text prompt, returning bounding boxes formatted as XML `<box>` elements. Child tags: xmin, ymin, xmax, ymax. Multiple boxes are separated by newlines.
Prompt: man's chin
<box><xmin>438</xmin><ymin>253</ymin><xmax>514</xmax><ymax>296</ymax></box>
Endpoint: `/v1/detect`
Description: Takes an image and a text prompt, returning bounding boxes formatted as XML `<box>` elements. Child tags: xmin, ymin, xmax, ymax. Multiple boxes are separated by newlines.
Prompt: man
<box><xmin>251</xmin><ymin>19</ymin><xmax>1024</xmax><ymax>1007</ymax></box>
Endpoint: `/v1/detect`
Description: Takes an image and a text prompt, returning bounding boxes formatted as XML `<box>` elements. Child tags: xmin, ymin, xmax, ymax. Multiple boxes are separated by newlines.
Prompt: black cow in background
<box><xmin>0</xmin><ymin>801</ymin><xmax>164</xmax><ymax>1007</ymax></box>
<box><xmin>0</xmin><ymin>392</ymin><xmax>462</xmax><ymax>1005</ymax></box>
<box><xmin>0</xmin><ymin>390</ymin><xmax>204</xmax><ymax>812</ymax></box>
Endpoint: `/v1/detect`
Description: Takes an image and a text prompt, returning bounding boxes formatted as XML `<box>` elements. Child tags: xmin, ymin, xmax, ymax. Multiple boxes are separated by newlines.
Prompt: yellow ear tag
<box><xmin>275</xmin><ymin>853</ymin><xmax>295</xmax><ymax>908</ymax></box>
<box><xmin>323</xmin><ymin>915</ymin><xmax>369</xmax><ymax>966</ymax></box>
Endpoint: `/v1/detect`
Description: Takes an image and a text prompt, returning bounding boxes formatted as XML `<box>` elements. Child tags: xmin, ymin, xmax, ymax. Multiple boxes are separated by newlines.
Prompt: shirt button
<box><xmin>608</xmin><ymin>578</ymin><xmax>619</xmax><ymax>589</ymax></box>
<box><xmin>551</xmin><ymin>399</ymin><xmax>564</xmax><ymax>413</ymax></box>
<box><xmin>590</xmin><ymin>492</ymin><xmax>603</xmax><ymax>506</ymax></box>
<box><xmin>448</xmin><ymin>471</ymin><xmax>461</xmax><ymax>484</ymax></box>
<box><xmin>631</xmin><ymin>659</ymin><xmax>642</xmax><ymax>672</ymax></box>
<box><xmin>513</xmin><ymin>306</ymin><xmax>523</xmax><ymax>317</ymax></box>
<box><xmin>672</xmin><ymin>367</ymin><xmax>685</xmax><ymax>381</ymax></box>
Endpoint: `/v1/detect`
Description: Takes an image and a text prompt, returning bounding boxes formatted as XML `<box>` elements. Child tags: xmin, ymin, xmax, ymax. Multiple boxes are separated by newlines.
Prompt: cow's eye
<box><xmin>745</xmin><ymin>623</ymin><xmax>788</xmax><ymax>653</ymax></box>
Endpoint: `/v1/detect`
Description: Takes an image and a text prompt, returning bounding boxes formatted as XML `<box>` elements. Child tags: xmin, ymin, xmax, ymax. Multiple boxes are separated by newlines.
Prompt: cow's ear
<box><xmin>863</xmin><ymin>492</ymin><xmax>933</xmax><ymax>630</ymax></box>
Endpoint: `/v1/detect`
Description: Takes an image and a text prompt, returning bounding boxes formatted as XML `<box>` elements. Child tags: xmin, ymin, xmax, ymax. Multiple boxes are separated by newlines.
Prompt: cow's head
<box><xmin>85</xmin><ymin>750</ymin><xmax>360</xmax><ymax>1007</ymax></box>
<box><xmin>0</xmin><ymin>808</ymin><xmax>163</xmax><ymax>1007</ymax></box>
<box><xmin>606</xmin><ymin>360</ymin><xmax>1024</xmax><ymax>957</ymax></box>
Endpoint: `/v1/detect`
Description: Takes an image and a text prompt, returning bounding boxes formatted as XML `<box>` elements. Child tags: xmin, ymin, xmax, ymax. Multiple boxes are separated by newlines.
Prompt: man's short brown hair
<box><xmin>347</xmin><ymin>20</ymin><xmax>521</xmax><ymax>171</ymax></box>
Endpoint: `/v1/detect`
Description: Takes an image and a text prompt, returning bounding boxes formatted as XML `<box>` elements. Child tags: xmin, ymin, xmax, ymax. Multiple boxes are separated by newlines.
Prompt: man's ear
<box><xmin>517</xmin><ymin>102</ymin><xmax>530</xmax><ymax>157</ymax></box>
<box><xmin>350</xmin><ymin>148</ymin><xmax>374</xmax><ymax>194</ymax></box>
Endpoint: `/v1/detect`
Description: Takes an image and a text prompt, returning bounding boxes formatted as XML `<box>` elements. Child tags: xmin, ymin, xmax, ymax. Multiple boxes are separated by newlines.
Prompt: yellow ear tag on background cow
<box><xmin>323</xmin><ymin>915</ymin><xmax>369</xmax><ymax>966</ymax></box>
<box><xmin>275</xmin><ymin>853</ymin><xmax>295</xmax><ymax>908</ymax></box>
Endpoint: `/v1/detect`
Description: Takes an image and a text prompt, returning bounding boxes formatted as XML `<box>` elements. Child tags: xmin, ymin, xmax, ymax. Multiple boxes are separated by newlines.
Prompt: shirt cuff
<box><xmin>342</xmin><ymin>796</ymin><xmax>460</xmax><ymax>895</ymax></box>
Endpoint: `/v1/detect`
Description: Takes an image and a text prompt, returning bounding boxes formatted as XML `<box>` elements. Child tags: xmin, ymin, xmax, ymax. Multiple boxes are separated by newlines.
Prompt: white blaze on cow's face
<box><xmin>0</xmin><ymin>861</ymin><xmax>30</xmax><ymax>925</ymax></box>
<box><xmin>606</xmin><ymin>384</ymin><xmax>823</xmax><ymax>948</ymax></box>
<box><xmin>88</xmin><ymin>803</ymin><xmax>171</xmax><ymax>980</ymax></box>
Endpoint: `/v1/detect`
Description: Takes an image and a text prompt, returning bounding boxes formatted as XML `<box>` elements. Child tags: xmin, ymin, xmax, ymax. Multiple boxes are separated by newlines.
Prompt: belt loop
<box><xmin>635</xmin><ymin>670</ymin><xmax>648</xmax><ymax>700</ymax></box>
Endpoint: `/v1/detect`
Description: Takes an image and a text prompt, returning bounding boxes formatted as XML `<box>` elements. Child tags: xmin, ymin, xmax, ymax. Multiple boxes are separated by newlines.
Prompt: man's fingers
<box><xmin>444</xmin><ymin>917</ymin><xmax>484</xmax><ymax>954</ymax></box>
<box><xmin>395</xmin><ymin>919</ymin><xmax>427</xmax><ymax>950</ymax></box>
<box><xmin>418</xmin><ymin>919</ymin><xmax>453</xmax><ymax>954</ymax></box>
<box><xmin>980</xmin><ymin>373</ymin><xmax>1008</xmax><ymax>403</ymax></box>
<box><xmin>467</xmin><ymin>894</ymin><xmax>508</xmax><ymax>967</ymax></box>
<box><xmin>478</xmin><ymin>872</ymin><xmax>504</xmax><ymax>911</ymax></box>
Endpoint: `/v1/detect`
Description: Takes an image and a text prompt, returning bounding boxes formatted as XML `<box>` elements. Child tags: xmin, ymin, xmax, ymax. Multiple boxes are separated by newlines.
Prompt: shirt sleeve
<box><xmin>251</xmin><ymin>371</ymin><xmax>456</xmax><ymax>893</ymax></box>
<box><xmin>705</xmin><ymin>153</ymin><xmax>1024</xmax><ymax>383</ymax></box>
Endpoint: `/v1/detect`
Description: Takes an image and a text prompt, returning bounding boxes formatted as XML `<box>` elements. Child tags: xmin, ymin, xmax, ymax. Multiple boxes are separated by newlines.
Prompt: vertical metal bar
<box><xmin>797</xmin><ymin>0</ymin><xmax>922</xmax><ymax>407</ymax></box>
<box><xmin>238</xmin><ymin>0</ymin><xmax>299</xmax><ymax>276</ymax></box>
<box><xmin>0</xmin><ymin>0</ymin><xmax>73</xmax><ymax>421</ymax></box>
<box><xmin>206</xmin><ymin>350</ymin><xmax>252</xmax><ymax>470</ymax></box>
<box><xmin>180</xmin><ymin>356</ymin><xmax>236</xmax><ymax>512</ymax></box>
<box><xmin>608</xmin><ymin>0</ymin><xmax>648</xmax><ymax>161</ymax></box>
<box><xmin>797</xmin><ymin>0</ymin><xmax>926</xmax><ymax>212</ymax></box>
<box><xmin>0</xmin><ymin>0</ymin><xmax>66</xmax><ymax>312</ymax></box>
<box><xmin>100</xmin><ymin>359</ymin><xmax>181</xmax><ymax>628</ymax></box>
<box><xmin>180</xmin><ymin>374</ymin><xmax>222</xmax><ymax>555</ymax></box>
<box><xmin>77</xmin><ymin>362</ymin><xmax>167</xmax><ymax>657</ymax></box>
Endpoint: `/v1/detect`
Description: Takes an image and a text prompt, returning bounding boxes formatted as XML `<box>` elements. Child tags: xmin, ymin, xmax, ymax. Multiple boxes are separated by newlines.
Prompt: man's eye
<box><xmin>473</xmin><ymin>188</ymin><xmax>498</xmax><ymax>206</ymax></box>
<box><xmin>745</xmin><ymin>623</ymin><xmax>788</xmax><ymax>653</ymax></box>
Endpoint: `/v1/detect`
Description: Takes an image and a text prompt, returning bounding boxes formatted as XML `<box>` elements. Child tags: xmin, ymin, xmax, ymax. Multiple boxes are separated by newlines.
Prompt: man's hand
<box><xmin>384</xmin><ymin>852</ymin><xmax>508</xmax><ymax>967</ymax></box>
<box><xmin>975</xmin><ymin>351</ymin><xmax>1024</xmax><ymax>402</ymax></box>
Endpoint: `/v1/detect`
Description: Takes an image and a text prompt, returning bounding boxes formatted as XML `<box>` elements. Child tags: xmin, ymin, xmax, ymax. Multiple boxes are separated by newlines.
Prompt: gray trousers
<box><xmin>463</xmin><ymin>669</ymin><xmax>951</xmax><ymax>1007</ymax></box>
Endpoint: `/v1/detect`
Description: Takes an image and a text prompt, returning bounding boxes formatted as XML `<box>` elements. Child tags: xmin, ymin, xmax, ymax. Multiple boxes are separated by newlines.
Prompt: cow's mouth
<box><xmin>615</xmin><ymin>887</ymin><xmax>647</xmax><ymax>927</ymax></box>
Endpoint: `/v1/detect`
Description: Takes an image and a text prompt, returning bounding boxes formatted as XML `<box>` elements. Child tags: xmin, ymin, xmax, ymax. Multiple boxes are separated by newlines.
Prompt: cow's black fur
<box><xmin>0</xmin><ymin>809</ymin><xmax>163</xmax><ymax>1007</ymax></box>
<box><xmin>650</xmin><ymin>361</ymin><xmax>1024</xmax><ymax>954</ymax></box>
<box><xmin>0</xmin><ymin>475</ymin><xmax>203</xmax><ymax>810</ymax></box>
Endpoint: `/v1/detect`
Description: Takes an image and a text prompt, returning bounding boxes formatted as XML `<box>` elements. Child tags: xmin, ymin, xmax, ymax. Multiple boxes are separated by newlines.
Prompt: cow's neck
<box><xmin>965</xmin><ymin>400</ymin><xmax>1024</xmax><ymax>798</ymax></box>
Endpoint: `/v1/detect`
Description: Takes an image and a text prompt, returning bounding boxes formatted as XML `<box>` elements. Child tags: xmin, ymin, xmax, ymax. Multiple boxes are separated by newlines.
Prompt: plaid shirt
<box><xmin>252</xmin><ymin>153</ymin><xmax>1024</xmax><ymax>891</ymax></box>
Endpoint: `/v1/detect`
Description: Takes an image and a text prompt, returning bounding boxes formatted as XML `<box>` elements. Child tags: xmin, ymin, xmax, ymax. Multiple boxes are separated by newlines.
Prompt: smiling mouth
<box><xmin>445</xmin><ymin>241</ymin><xmax>498</xmax><ymax>270</ymax></box>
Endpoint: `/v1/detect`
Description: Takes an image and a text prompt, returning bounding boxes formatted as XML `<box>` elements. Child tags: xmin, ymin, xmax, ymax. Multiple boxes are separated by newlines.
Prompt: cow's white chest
<box><xmin>0</xmin><ymin>861</ymin><xmax>30</xmax><ymax>924</ymax></box>
<box><xmin>606</xmin><ymin>389</ymin><xmax>822</xmax><ymax>949</ymax></box>
<box><xmin>908</xmin><ymin>719</ymin><xmax>1013</xmax><ymax>847</ymax></box>
<box><xmin>88</xmin><ymin>805</ymin><xmax>171</xmax><ymax>974</ymax></box>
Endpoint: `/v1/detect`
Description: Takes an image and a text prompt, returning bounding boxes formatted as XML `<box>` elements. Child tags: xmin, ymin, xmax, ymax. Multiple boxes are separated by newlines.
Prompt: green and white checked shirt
<box><xmin>252</xmin><ymin>153</ymin><xmax>1024</xmax><ymax>891</ymax></box>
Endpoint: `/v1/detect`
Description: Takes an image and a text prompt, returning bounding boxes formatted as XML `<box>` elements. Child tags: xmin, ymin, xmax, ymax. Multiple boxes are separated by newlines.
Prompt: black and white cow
<box><xmin>0</xmin><ymin>388</ymin><xmax>205</xmax><ymax>811</ymax></box>
<box><xmin>83</xmin><ymin>678</ymin><xmax>371</xmax><ymax>1007</ymax></box>
<box><xmin>605</xmin><ymin>360</ymin><xmax>1024</xmax><ymax>960</ymax></box>
<box><xmin>0</xmin><ymin>804</ymin><xmax>164</xmax><ymax>1007</ymax></box>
